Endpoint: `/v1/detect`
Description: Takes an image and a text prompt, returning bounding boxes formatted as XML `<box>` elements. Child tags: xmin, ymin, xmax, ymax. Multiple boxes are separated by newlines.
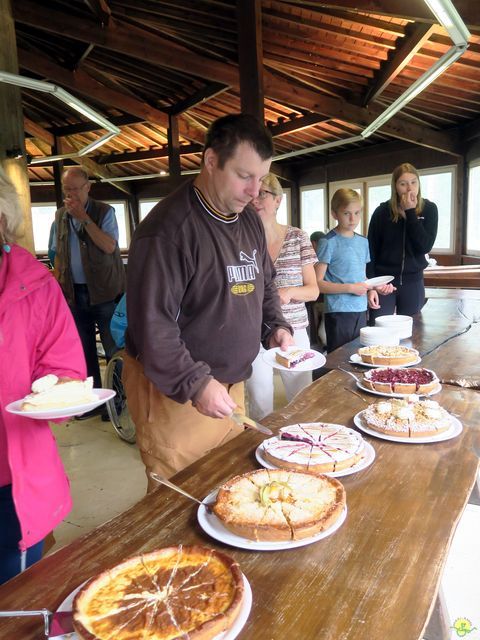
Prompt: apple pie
<box><xmin>213</xmin><ymin>468</ymin><xmax>345</xmax><ymax>542</ymax></box>
<box><xmin>358</xmin><ymin>345</ymin><xmax>419</xmax><ymax>366</ymax></box>
<box><xmin>363</xmin><ymin>397</ymin><xmax>452</xmax><ymax>438</ymax></box>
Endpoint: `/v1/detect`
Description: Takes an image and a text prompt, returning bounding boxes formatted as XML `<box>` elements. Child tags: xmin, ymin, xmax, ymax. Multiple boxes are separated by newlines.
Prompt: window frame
<box><xmin>466</xmin><ymin>159</ymin><xmax>480</xmax><ymax>257</ymax></box>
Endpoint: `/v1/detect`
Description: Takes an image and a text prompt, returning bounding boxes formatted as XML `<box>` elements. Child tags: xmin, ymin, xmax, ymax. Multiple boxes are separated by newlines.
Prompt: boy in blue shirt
<box><xmin>316</xmin><ymin>189</ymin><xmax>394</xmax><ymax>352</ymax></box>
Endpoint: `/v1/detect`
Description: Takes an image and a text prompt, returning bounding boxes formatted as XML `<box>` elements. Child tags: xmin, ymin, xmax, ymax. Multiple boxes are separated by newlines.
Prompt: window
<box><xmin>367</xmin><ymin>183</ymin><xmax>390</xmax><ymax>222</ymax></box>
<box><xmin>108</xmin><ymin>201</ymin><xmax>129</xmax><ymax>250</ymax></box>
<box><xmin>139</xmin><ymin>199</ymin><xmax>160</xmax><ymax>221</ymax></box>
<box><xmin>466</xmin><ymin>162</ymin><xmax>480</xmax><ymax>255</ymax></box>
<box><xmin>419</xmin><ymin>167</ymin><xmax>455</xmax><ymax>253</ymax></box>
<box><xmin>277</xmin><ymin>188</ymin><xmax>291</xmax><ymax>226</ymax></box>
<box><xmin>31</xmin><ymin>204</ymin><xmax>56</xmax><ymax>254</ymax></box>
<box><xmin>300</xmin><ymin>186</ymin><xmax>326</xmax><ymax>237</ymax></box>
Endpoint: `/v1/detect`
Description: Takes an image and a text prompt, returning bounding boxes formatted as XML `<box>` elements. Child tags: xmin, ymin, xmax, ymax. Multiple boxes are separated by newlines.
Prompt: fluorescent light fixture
<box><xmin>362</xmin><ymin>45</ymin><xmax>466</xmax><ymax>138</ymax></box>
<box><xmin>0</xmin><ymin>70</ymin><xmax>56</xmax><ymax>93</ymax></box>
<box><xmin>0</xmin><ymin>72</ymin><xmax>120</xmax><ymax>162</ymax></box>
<box><xmin>362</xmin><ymin>0</ymin><xmax>470</xmax><ymax>139</ymax></box>
<box><xmin>275</xmin><ymin>135</ymin><xmax>364</xmax><ymax>160</ymax></box>
<box><xmin>78</xmin><ymin>132</ymin><xmax>119</xmax><ymax>156</ymax></box>
<box><xmin>423</xmin><ymin>0</ymin><xmax>471</xmax><ymax>45</ymax></box>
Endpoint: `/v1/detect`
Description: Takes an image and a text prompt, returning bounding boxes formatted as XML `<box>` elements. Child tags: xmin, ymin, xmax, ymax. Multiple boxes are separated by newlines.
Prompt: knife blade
<box><xmin>49</xmin><ymin>610</ymin><xmax>75</xmax><ymax>638</ymax></box>
<box><xmin>232</xmin><ymin>412</ymin><xmax>273</xmax><ymax>435</ymax></box>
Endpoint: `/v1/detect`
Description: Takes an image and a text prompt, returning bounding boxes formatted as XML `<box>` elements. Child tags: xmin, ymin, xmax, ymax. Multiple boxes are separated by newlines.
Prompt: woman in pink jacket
<box><xmin>0</xmin><ymin>169</ymin><xmax>86</xmax><ymax>584</ymax></box>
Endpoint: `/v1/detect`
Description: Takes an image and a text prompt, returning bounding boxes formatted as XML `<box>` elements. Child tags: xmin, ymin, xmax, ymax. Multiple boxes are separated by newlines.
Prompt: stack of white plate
<box><xmin>375</xmin><ymin>315</ymin><xmax>413</xmax><ymax>339</ymax></box>
<box><xmin>359</xmin><ymin>326</ymin><xmax>400</xmax><ymax>346</ymax></box>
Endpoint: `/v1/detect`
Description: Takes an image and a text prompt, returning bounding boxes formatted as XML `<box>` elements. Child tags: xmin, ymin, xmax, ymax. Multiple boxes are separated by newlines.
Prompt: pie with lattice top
<box><xmin>262</xmin><ymin>423</ymin><xmax>365</xmax><ymax>473</ymax></box>
<box><xmin>213</xmin><ymin>468</ymin><xmax>345</xmax><ymax>542</ymax></box>
<box><xmin>72</xmin><ymin>545</ymin><xmax>244</xmax><ymax>640</ymax></box>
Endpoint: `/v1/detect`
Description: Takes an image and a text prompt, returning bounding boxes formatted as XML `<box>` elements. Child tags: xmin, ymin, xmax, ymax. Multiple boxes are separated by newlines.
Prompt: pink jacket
<box><xmin>0</xmin><ymin>245</ymin><xmax>86</xmax><ymax>551</ymax></box>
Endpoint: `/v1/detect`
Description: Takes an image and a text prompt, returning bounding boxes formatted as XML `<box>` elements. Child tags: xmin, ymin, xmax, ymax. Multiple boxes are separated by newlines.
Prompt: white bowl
<box><xmin>360</xmin><ymin>326</ymin><xmax>400</xmax><ymax>346</ymax></box>
<box><xmin>375</xmin><ymin>315</ymin><xmax>413</xmax><ymax>339</ymax></box>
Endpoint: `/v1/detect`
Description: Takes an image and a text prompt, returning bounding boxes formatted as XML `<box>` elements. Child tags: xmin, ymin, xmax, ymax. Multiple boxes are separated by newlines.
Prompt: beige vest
<box><xmin>54</xmin><ymin>199</ymin><xmax>125</xmax><ymax>306</ymax></box>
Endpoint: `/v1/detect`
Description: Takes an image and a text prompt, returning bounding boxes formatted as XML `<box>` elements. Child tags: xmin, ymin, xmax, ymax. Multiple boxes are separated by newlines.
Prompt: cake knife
<box><xmin>231</xmin><ymin>412</ymin><xmax>273</xmax><ymax>435</ymax></box>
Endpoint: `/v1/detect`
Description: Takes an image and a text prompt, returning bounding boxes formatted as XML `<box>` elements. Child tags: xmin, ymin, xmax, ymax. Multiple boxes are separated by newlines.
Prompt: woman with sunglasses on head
<box><xmin>245</xmin><ymin>174</ymin><xmax>318</xmax><ymax>421</ymax></box>
<box><xmin>367</xmin><ymin>163</ymin><xmax>438</xmax><ymax>322</ymax></box>
<box><xmin>0</xmin><ymin>168</ymin><xmax>86</xmax><ymax>584</ymax></box>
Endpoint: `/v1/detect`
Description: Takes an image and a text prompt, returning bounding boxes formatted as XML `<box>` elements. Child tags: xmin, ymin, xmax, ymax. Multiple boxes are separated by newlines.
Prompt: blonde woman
<box><xmin>367</xmin><ymin>163</ymin><xmax>438</xmax><ymax>320</ymax></box>
<box><xmin>246</xmin><ymin>174</ymin><xmax>318</xmax><ymax>421</ymax></box>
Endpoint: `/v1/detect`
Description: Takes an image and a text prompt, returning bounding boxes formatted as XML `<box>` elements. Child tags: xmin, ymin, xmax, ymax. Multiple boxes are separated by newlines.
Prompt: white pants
<box><xmin>246</xmin><ymin>328</ymin><xmax>312</xmax><ymax>421</ymax></box>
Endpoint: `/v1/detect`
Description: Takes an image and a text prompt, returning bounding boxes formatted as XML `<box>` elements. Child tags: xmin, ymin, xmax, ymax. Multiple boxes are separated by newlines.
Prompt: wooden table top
<box><xmin>0</xmin><ymin>299</ymin><xmax>479</xmax><ymax>640</ymax></box>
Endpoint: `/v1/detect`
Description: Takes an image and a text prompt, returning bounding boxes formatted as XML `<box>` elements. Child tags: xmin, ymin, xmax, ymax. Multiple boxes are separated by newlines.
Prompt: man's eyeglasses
<box><xmin>257</xmin><ymin>190</ymin><xmax>275</xmax><ymax>200</ymax></box>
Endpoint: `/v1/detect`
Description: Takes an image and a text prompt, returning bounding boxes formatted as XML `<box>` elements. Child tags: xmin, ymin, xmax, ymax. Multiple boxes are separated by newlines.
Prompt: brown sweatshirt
<box><xmin>125</xmin><ymin>180</ymin><xmax>291</xmax><ymax>403</ymax></box>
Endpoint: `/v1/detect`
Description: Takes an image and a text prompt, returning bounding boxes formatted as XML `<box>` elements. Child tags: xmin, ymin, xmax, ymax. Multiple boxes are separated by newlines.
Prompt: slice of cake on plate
<box><xmin>275</xmin><ymin>349</ymin><xmax>315</xmax><ymax>369</ymax></box>
<box><xmin>21</xmin><ymin>374</ymin><xmax>96</xmax><ymax>411</ymax></box>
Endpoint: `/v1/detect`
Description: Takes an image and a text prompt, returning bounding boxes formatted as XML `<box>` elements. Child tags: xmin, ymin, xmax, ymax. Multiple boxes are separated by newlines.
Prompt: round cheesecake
<box><xmin>363</xmin><ymin>397</ymin><xmax>451</xmax><ymax>438</ymax></box>
<box><xmin>358</xmin><ymin>345</ymin><xmax>419</xmax><ymax>366</ymax></box>
<box><xmin>213</xmin><ymin>468</ymin><xmax>345</xmax><ymax>542</ymax></box>
<box><xmin>363</xmin><ymin>367</ymin><xmax>439</xmax><ymax>395</ymax></box>
<box><xmin>263</xmin><ymin>423</ymin><xmax>365</xmax><ymax>473</ymax></box>
<box><xmin>73</xmin><ymin>545</ymin><xmax>244</xmax><ymax>640</ymax></box>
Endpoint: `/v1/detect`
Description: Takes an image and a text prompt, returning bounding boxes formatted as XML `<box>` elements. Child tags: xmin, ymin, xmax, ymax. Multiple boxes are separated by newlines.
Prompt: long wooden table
<box><xmin>0</xmin><ymin>299</ymin><xmax>479</xmax><ymax>640</ymax></box>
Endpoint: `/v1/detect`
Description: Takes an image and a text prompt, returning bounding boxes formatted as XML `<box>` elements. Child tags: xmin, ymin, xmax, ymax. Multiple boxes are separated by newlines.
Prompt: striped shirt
<box><xmin>274</xmin><ymin>226</ymin><xmax>317</xmax><ymax>329</ymax></box>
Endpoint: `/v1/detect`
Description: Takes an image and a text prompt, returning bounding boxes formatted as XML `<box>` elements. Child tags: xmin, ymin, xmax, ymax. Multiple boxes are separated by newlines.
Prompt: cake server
<box><xmin>231</xmin><ymin>411</ymin><xmax>273</xmax><ymax>435</ymax></box>
<box><xmin>0</xmin><ymin>608</ymin><xmax>73</xmax><ymax>638</ymax></box>
<box><xmin>150</xmin><ymin>473</ymin><xmax>214</xmax><ymax>512</ymax></box>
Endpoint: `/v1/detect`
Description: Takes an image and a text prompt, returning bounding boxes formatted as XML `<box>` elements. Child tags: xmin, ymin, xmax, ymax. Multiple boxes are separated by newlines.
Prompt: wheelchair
<box><xmin>103</xmin><ymin>350</ymin><xmax>136</xmax><ymax>444</ymax></box>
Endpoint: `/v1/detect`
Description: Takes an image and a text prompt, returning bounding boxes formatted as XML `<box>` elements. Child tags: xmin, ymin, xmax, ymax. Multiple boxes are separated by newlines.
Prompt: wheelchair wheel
<box><xmin>103</xmin><ymin>352</ymin><xmax>136</xmax><ymax>444</ymax></box>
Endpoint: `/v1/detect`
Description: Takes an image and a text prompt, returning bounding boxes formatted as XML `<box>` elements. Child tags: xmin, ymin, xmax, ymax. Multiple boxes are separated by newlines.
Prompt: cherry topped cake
<box><xmin>363</xmin><ymin>367</ymin><xmax>439</xmax><ymax>395</ymax></box>
<box><xmin>363</xmin><ymin>396</ymin><xmax>452</xmax><ymax>438</ymax></box>
<box><xmin>358</xmin><ymin>345</ymin><xmax>419</xmax><ymax>366</ymax></box>
<box><xmin>262</xmin><ymin>423</ymin><xmax>365</xmax><ymax>474</ymax></box>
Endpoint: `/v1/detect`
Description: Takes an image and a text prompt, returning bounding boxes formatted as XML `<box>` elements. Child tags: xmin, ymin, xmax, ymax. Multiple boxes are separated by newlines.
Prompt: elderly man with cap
<box><xmin>124</xmin><ymin>113</ymin><xmax>294</xmax><ymax>489</ymax></box>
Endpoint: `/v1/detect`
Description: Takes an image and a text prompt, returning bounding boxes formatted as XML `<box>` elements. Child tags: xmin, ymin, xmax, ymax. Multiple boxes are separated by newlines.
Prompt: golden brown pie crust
<box><xmin>358</xmin><ymin>345</ymin><xmax>419</xmax><ymax>366</ymax></box>
<box><xmin>213</xmin><ymin>469</ymin><xmax>345</xmax><ymax>542</ymax></box>
<box><xmin>72</xmin><ymin>545</ymin><xmax>244</xmax><ymax>640</ymax></box>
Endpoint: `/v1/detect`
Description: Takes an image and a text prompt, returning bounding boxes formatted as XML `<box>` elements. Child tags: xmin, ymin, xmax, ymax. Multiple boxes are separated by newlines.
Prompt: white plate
<box><xmin>5</xmin><ymin>389</ymin><xmax>116</xmax><ymax>420</ymax></box>
<box><xmin>255</xmin><ymin>440</ymin><xmax>375</xmax><ymax>478</ymax></box>
<box><xmin>353</xmin><ymin>410</ymin><xmax>463</xmax><ymax>444</ymax></box>
<box><xmin>363</xmin><ymin>275</ymin><xmax>394</xmax><ymax>288</ymax></box>
<box><xmin>355</xmin><ymin>380</ymin><xmax>442</xmax><ymax>399</ymax></box>
<box><xmin>55</xmin><ymin>575</ymin><xmax>252</xmax><ymax>640</ymax></box>
<box><xmin>349</xmin><ymin>353</ymin><xmax>421</xmax><ymax>369</ymax></box>
<box><xmin>197</xmin><ymin>490</ymin><xmax>347</xmax><ymax>551</ymax></box>
<box><xmin>262</xmin><ymin>347</ymin><xmax>326</xmax><ymax>372</ymax></box>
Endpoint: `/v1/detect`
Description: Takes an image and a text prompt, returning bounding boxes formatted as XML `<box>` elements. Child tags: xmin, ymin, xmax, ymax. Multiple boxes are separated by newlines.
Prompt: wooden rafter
<box><xmin>83</xmin><ymin>0</ymin><xmax>111</xmax><ymax>26</ymax></box>
<box><xmin>17</xmin><ymin>49</ymin><xmax>205</xmax><ymax>144</ymax></box>
<box><xmin>96</xmin><ymin>143</ymin><xmax>202</xmax><ymax>165</ymax></box>
<box><xmin>363</xmin><ymin>23</ymin><xmax>437</xmax><ymax>105</ymax></box>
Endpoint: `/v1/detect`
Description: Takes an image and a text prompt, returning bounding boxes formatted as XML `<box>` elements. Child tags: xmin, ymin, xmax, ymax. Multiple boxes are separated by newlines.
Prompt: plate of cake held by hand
<box><xmin>263</xmin><ymin>346</ymin><xmax>326</xmax><ymax>371</ymax></box>
<box><xmin>6</xmin><ymin>374</ymin><xmax>115</xmax><ymax>420</ymax></box>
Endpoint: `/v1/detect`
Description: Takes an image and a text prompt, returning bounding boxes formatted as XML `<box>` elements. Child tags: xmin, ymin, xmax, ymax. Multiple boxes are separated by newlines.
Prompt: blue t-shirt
<box><xmin>316</xmin><ymin>230</ymin><xmax>370</xmax><ymax>313</ymax></box>
<box><xmin>51</xmin><ymin>200</ymin><xmax>119</xmax><ymax>283</ymax></box>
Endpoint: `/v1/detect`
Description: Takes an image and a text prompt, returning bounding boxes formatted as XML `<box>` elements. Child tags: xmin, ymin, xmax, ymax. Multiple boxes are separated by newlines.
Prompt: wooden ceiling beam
<box><xmin>168</xmin><ymin>82</ymin><xmax>228</xmax><ymax>116</ymax></box>
<box><xmin>13</xmin><ymin>0</ymin><xmax>240</xmax><ymax>86</ymax></box>
<box><xmin>24</xmin><ymin>117</ymin><xmax>54</xmax><ymax>147</ymax></box>
<box><xmin>17</xmin><ymin>48</ymin><xmax>205</xmax><ymax>144</ymax></box>
<box><xmin>96</xmin><ymin>143</ymin><xmax>203</xmax><ymax>165</ymax></box>
<box><xmin>268</xmin><ymin>113</ymin><xmax>329</xmax><ymax>136</ymax></box>
<box><xmin>51</xmin><ymin>115</ymin><xmax>141</xmax><ymax>137</ymax></box>
<box><xmin>83</xmin><ymin>0</ymin><xmax>111</xmax><ymax>26</ymax></box>
<box><xmin>283</xmin><ymin>1</ymin><xmax>478</xmax><ymax>28</ymax></box>
<box><xmin>237</xmin><ymin>0</ymin><xmax>265</xmax><ymax>121</ymax></box>
<box><xmin>363</xmin><ymin>23</ymin><xmax>436</xmax><ymax>105</ymax></box>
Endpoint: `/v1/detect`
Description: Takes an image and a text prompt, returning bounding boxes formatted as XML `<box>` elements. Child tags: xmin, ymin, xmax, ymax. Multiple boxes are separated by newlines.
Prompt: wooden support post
<box><xmin>0</xmin><ymin>0</ymin><xmax>35</xmax><ymax>253</ymax></box>
<box><xmin>168</xmin><ymin>113</ymin><xmax>181</xmax><ymax>182</ymax></box>
<box><xmin>237</xmin><ymin>0</ymin><xmax>264</xmax><ymax>122</ymax></box>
